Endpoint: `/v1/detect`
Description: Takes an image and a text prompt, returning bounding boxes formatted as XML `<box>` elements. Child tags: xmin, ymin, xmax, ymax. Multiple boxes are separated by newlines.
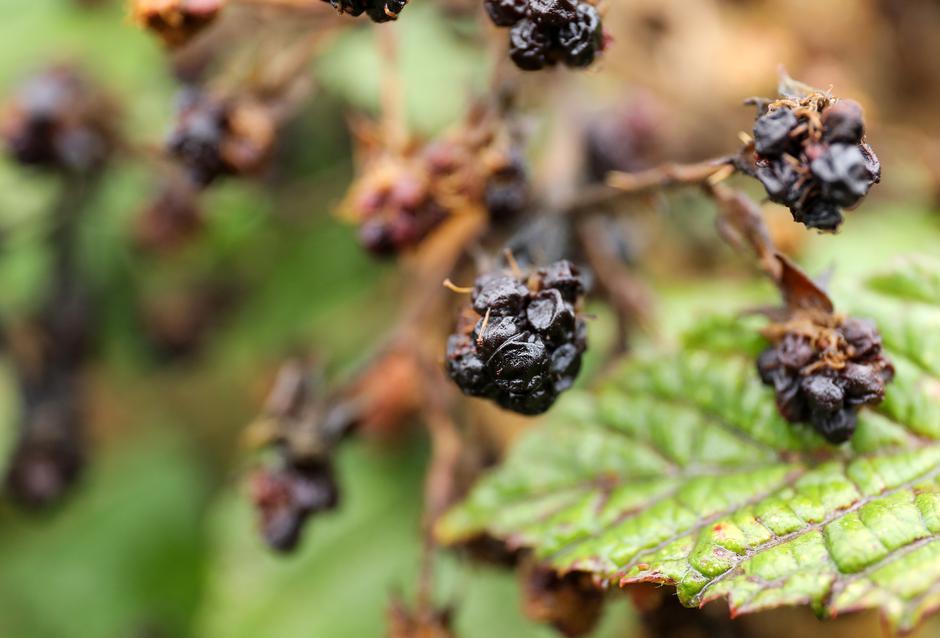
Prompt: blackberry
<box><xmin>485</xmin><ymin>152</ymin><xmax>530</xmax><ymax>221</ymax></box>
<box><xmin>756</xmin><ymin>313</ymin><xmax>894</xmax><ymax>444</ymax></box>
<box><xmin>743</xmin><ymin>94</ymin><xmax>880</xmax><ymax>231</ymax></box>
<box><xmin>321</xmin><ymin>0</ymin><xmax>407</xmax><ymax>22</ymax></box>
<box><xmin>5</xmin><ymin>377</ymin><xmax>84</xmax><ymax>510</ymax></box>
<box><xmin>490</xmin><ymin>0</ymin><xmax>606</xmax><ymax>71</ymax></box>
<box><xmin>445</xmin><ymin>259</ymin><xmax>588</xmax><ymax>415</ymax></box>
<box><xmin>251</xmin><ymin>459</ymin><xmax>339</xmax><ymax>552</ymax></box>
<box><xmin>483</xmin><ymin>0</ymin><xmax>528</xmax><ymax>26</ymax></box>
<box><xmin>166</xmin><ymin>91</ymin><xmax>274</xmax><ymax>185</ymax></box>
<box><xmin>557</xmin><ymin>4</ymin><xmax>602</xmax><ymax>67</ymax></box>
<box><xmin>509</xmin><ymin>19</ymin><xmax>555</xmax><ymax>71</ymax></box>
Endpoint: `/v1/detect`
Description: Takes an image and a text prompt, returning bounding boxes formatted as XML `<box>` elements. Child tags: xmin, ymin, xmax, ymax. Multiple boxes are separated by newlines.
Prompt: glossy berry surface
<box><xmin>446</xmin><ymin>260</ymin><xmax>588</xmax><ymax>415</ymax></box>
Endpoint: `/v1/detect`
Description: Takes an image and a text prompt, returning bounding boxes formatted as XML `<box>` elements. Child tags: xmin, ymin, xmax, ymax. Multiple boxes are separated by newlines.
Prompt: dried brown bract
<box><xmin>131</xmin><ymin>0</ymin><xmax>226</xmax><ymax>48</ymax></box>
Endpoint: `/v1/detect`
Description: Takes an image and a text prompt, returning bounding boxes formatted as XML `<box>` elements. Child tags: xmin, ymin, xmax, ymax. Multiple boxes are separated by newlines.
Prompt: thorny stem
<box><xmin>564</xmin><ymin>155</ymin><xmax>738</xmax><ymax>218</ymax></box>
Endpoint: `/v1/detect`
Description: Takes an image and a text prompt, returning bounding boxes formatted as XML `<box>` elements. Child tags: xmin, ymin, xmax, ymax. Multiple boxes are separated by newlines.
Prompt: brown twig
<box><xmin>606</xmin><ymin>155</ymin><xmax>737</xmax><ymax>194</ymax></box>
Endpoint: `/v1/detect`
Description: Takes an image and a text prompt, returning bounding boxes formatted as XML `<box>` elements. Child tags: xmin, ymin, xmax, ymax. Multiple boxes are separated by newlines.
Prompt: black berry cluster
<box><xmin>744</xmin><ymin>96</ymin><xmax>880</xmax><ymax>231</ymax></box>
<box><xmin>757</xmin><ymin>314</ymin><xmax>894</xmax><ymax>444</ymax></box>
<box><xmin>1</xmin><ymin>66</ymin><xmax>115</xmax><ymax>174</ymax></box>
<box><xmin>250</xmin><ymin>458</ymin><xmax>339</xmax><ymax>552</ymax></box>
<box><xmin>446</xmin><ymin>260</ymin><xmax>587</xmax><ymax>415</ymax></box>
<box><xmin>167</xmin><ymin>89</ymin><xmax>274</xmax><ymax>186</ymax></box>
<box><xmin>320</xmin><ymin>0</ymin><xmax>407</xmax><ymax>22</ymax></box>
<box><xmin>483</xmin><ymin>0</ymin><xmax>605</xmax><ymax>71</ymax></box>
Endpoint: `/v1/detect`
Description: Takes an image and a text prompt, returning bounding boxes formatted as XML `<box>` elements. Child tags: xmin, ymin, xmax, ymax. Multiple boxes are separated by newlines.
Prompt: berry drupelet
<box><xmin>445</xmin><ymin>260</ymin><xmax>588</xmax><ymax>415</ymax></box>
<box><xmin>742</xmin><ymin>93</ymin><xmax>880</xmax><ymax>231</ymax></box>
<box><xmin>757</xmin><ymin>312</ymin><xmax>894</xmax><ymax>444</ymax></box>
<box><xmin>483</xmin><ymin>0</ymin><xmax>606</xmax><ymax>71</ymax></box>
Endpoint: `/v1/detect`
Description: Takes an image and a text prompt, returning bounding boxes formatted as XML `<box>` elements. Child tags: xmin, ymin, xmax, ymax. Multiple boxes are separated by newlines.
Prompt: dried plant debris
<box><xmin>445</xmin><ymin>260</ymin><xmax>588</xmax><ymax>415</ymax></box>
<box><xmin>1</xmin><ymin>66</ymin><xmax>117</xmax><ymax>174</ymax></box>
<box><xmin>484</xmin><ymin>0</ymin><xmax>606</xmax><ymax>71</ymax></box>
<box><xmin>131</xmin><ymin>0</ymin><xmax>226</xmax><ymax>48</ymax></box>
<box><xmin>757</xmin><ymin>310</ymin><xmax>894</xmax><ymax>444</ymax></box>
<box><xmin>739</xmin><ymin>85</ymin><xmax>880</xmax><ymax>231</ymax></box>
<box><xmin>321</xmin><ymin>0</ymin><xmax>408</xmax><ymax>22</ymax></box>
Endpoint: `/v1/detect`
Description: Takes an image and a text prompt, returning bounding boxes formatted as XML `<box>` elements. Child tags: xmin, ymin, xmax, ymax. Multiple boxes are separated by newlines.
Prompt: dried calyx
<box><xmin>739</xmin><ymin>86</ymin><xmax>880</xmax><ymax>231</ymax></box>
<box><xmin>484</xmin><ymin>0</ymin><xmax>606</xmax><ymax>71</ymax></box>
<box><xmin>445</xmin><ymin>259</ymin><xmax>588</xmax><ymax>416</ymax></box>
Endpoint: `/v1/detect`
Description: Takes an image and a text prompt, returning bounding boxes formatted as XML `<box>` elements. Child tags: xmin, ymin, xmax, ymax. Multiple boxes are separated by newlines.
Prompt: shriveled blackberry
<box><xmin>485</xmin><ymin>152</ymin><xmax>530</xmax><ymax>221</ymax></box>
<box><xmin>582</xmin><ymin>98</ymin><xmax>661</xmax><ymax>182</ymax></box>
<box><xmin>4</xmin><ymin>375</ymin><xmax>84</xmax><ymax>509</ymax></box>
<box><xmin>741</xmin><ymin>92</ymin><xmax>880</xmax><ymax>231</ymax></box>
<box><xmin>757</xmin><ymin>312</ymin><xmax>894</xmax><ymax>444</ymax></box>
<box><xmin>487</xmin><ymin>0</ymin><xmax>607</xmax><ymax>71</ymax></box>
<box><xmin>321</xmin><ymin>0</ymin><xmax>407</xmax><ymax>22</ymax></box>
<box><xmin>1</xmin><ymin>66</ymin><xmax>116</xmax><ymax>174</ymax></box>
<box><xmin>445</xmin><ymin>260</ymin><xmax>588</xmax><ymax>416</ymax></box>
<box><xmin>250</xmin><ymin>459</ymin><xmax>339</xmax><ymax>552</ymax></box>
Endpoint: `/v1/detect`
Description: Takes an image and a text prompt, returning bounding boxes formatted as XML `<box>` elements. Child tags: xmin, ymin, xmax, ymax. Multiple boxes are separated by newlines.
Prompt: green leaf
<box><xmin>437</xmin><ymin>258</ymin><xmax>940</xmax><ymax>633</ymax></box>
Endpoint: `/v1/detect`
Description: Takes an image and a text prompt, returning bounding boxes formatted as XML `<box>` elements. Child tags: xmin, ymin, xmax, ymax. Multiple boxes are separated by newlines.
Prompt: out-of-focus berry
<box><xmin>166</xmin><ymin>91</ymin><xmax>275</xmax><ymax>185</ymax></box>
<box><xmin>1</xmin><ymin>66</ymin><xmax>116</xmax><ymax>174</ymax></box>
